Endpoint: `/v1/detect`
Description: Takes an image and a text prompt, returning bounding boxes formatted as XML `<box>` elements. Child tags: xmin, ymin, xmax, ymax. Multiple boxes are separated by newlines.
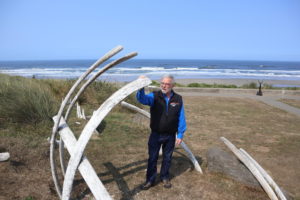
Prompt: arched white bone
<box><xmin>220</xmin><ymin>137</ymin><xmax>278</xmax><ymax>200</ymax></box>
<box><xmin>59</xmin><ymin>51</ymin><xmax>138</xmax><ymax>178</ymax></box>
<box><xmin>64</xmin><ymin>52</ymin><xmax>138</xmax><ymax>120</ymax></box>
<box><xmin>50</xmin><ymin>45</ymin><xmax>123</xmax><ymax>198</ymax></box>
<box><xmin>0</xmin><ymin>152</ymin><xmax>10</xmax><ymax>162</ymax></box>
<box><xmin>53</xmin><ymin>116</ymin><xmax>112</xmax><ymax>200</ymax></box>
<box><xmin>240</xmin><ymin>148</ymin><xmax>286</xmax><ymax>200</ymax></box>
<box><xmin>180</xmin><ymin>141</ymin><xmax>203</xmax><ymax>174</ymax></box>
<box><xmin>62</xmin><ymin>77</ymin><xmax>152</xmax><ymax>200</ymax></box>
<box><xmin>120</xmin><ymin>101</ymin><xmax>203</xmax><ymax>174</ymax></box>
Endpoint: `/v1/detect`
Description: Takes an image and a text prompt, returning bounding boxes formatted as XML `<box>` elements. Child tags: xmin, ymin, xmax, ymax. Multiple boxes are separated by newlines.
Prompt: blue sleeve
<box><xmin>177</xmin><ymin>103</ymin><xmax>187</xmax><ymax>139</ymax></box>
<box><xmin>136</xmin><ymin>88</ymin><xmax>154</xmax><ymax>106</ymax></box>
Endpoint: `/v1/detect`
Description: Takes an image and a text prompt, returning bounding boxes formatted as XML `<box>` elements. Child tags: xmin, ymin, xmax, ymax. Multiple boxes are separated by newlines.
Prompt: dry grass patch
<box><xmin>279</xmin><ymin>98</ymin><xmax>300</xmax><ymax>109</ymax></box>
<box><xmin>184</xmin><ymin>96</ymin><xmax>300</xmax><ymax>199</ymax></box>
<box><xmin>1</xmin><ymin>95</ymin><xmax>300</xmax><ymax>199</ymax></box>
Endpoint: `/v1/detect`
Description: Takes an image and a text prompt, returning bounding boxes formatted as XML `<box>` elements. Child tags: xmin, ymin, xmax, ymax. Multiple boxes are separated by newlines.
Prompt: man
<box><xmin>136</xmin><ymin>74</ymin><xmax>186</xmax><ymax>189</ymax></box>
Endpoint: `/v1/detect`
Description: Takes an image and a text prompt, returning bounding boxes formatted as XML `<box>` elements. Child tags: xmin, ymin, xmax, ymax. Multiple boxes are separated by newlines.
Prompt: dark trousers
<box><xmin>146</xmin><ymin>132</ymin><xmax>176</xmax><ymax>184</ymax></box>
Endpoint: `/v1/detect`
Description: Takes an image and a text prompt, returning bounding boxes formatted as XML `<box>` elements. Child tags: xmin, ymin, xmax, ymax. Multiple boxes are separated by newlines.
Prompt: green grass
<box><xmin>0</xmin><ymin>73</ymin><xmax>133</xmax><ymax>132</ymax></box>
<box><xmin>187</xmin><ymin>82</ymin><xmax>238</xmax><ymax>88</ymax></box>
<box><xmin>0</xmin><ymin>74</ymin><xmax>58</xmax><ymax>124</ymax></box>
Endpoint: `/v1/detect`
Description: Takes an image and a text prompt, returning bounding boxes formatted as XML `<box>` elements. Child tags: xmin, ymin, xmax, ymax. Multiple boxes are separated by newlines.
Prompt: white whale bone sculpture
<box><xmin>239</xmin><ymin>148</ymin><xmax>286</xmax><ymax>200</ymax></box>
<box><xmin>58</xmin><ymin>51</ymin><xmax>137</xmax><ymax>177</ymax></box>
<box><xmin>61</xmin><ymin>77</ymin><xmax>151</xmax><ymax>200</ymax></box>
<box><xmin>50</xmin><ymin>45</ymin><xmax>124</xmax><ymax>198</ymax></box>
<box><xmin>220</xmin><ymin>137</ymin><xmax>279</xmax><ymax>200</ymax></box>
<box><xmin>53</xmin><ymin>116</ymin><xmax>112</xmax><ymax>200</ymax></box>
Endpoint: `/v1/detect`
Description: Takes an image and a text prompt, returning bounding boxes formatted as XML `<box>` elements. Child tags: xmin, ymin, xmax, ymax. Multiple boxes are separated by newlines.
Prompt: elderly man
<box><xmin>136</xmin><ymin>74</ymin><xmax>186</xmax><ymax>189</ymax></box>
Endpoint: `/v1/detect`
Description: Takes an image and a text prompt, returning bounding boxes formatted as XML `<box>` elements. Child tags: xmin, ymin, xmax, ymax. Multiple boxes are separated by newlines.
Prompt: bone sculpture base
<box><xmin>121</xmin><ymin>101</ymin><xmax>203</xmax><ymax>174</ymax></box>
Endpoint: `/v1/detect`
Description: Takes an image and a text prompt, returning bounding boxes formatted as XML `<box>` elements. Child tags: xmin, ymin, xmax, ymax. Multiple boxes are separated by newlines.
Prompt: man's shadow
<box><xmin>74</xmin><ymin>148</ymin><xmax>202</xmax><ymax>200</ymax></box>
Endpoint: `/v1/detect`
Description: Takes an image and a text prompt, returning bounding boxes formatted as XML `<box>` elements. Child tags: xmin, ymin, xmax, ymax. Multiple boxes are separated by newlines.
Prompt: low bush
<box><xmin>187</xmin><ymin>82</ymin><xmax>237</xmax><ymax>88</ymax></box>
<box><xmin>0</xmin><ymin>74</ymin><xmax>58</xmax><ymax>124</ymax></box>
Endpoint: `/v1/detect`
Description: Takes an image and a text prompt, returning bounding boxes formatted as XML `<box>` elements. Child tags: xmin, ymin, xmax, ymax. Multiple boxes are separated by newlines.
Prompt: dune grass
<box><xmin>0</xmin><ymin>74</ymin><xmax>58</xmax><ymax>124</ymax></box>
<box><xmin>0</xmin><ymin>73</ymin><xmax>139</xmax><ymax>130</ymax></box>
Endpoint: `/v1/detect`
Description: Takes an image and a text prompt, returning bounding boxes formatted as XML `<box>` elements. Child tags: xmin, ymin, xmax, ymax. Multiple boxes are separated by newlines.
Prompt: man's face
<box><xmin>160</xmin><ymin>77</ymin><xmax>174</xmax><ymax>94</ymax></box>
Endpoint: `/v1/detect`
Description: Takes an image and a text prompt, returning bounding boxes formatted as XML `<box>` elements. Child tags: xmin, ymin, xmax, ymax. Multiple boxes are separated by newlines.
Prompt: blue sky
<box><xmin>0</xmin><ymin>0</ymin><xmax>299</xmax><ymax>61</ymax></box>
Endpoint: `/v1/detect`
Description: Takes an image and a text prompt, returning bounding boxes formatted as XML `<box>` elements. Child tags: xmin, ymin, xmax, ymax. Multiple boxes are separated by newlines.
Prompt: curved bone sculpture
<box><xmin>220</xmin><ymin>137</ymin><xmax>279</xmax><ymax>200</ymax></box>
<box><xmin>50</xmin><ymin>46</ymin><xmax>150</xmax><ymax>200</ymax></box>
<box><xmin>53</xmin><ymin>115</ymin><xmax>112</xmax><ymax>200</ymax></box>
<box><xmin>50</xmin><ymin>45</ymin><xmax>123</xmax><ymax>198</ymax></box>
<box><xmin>61</xmin><ymin>77</ymin><xmax>151</xmax><ymax>200</ymax></box>
<box><xmin>59</xmin><ymin>51</ymin><xmax>138</xmax><ymax>177</ymax></box>
<box><xmin>240</xmin><ymin>148</ymin><xmax>286</xmax><ymax>200</ymax></box>
<box><xmin>120</xmin><ymin>101</ymin><xmax>203</xmax><ymax>174</ymax></box>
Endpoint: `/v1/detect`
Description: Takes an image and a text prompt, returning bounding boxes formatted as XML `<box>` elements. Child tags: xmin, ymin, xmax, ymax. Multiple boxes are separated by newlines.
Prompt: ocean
<box><xmin>1</xmin><ymin>59</ymin><xmax>300</xmax><ymax>84</ymax></box>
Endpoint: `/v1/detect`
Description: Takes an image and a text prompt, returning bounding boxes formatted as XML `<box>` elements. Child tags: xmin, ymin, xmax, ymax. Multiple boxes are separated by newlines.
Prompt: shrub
<box><xmin>187</xmin><ymin>82</ymin><xmax>237</xmax><ymax>88</ymax></box>
<box><xmin>0</xmin><ymin>74</ymin><xmax>58</xmax><ymax>124</ymax></box>
<box><xmin>241</xmin><ymin>82</ymin><xmax>257</xmax><ymax>89</ymax></box>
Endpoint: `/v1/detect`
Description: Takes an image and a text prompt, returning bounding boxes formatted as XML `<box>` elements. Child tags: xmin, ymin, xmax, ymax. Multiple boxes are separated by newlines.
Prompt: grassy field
<box><xmin>0</xmin><ymin>74</ymin><xmax>299</xmax><ymax>199</ymax></box>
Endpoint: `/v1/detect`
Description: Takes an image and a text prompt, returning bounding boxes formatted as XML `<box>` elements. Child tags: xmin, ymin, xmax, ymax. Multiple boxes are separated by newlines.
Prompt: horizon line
<box><xmin>1</xmin><ymin>58</ymin><xmax>300</xmax><ymax>63</ymax></box>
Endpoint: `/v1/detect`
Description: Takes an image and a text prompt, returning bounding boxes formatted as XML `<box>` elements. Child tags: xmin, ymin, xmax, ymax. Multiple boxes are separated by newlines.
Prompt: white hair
<box><xmin>161</xmin><ymin>74</ymin><xmax>175</xmax><ymax>84</ymax></box>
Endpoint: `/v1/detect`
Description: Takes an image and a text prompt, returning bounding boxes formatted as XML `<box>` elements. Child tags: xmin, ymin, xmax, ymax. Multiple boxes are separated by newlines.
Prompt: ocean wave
<box><xmin>1</xmin><ymin>67</ymin><xmax>300</xmax><ymax>80</ymax></box>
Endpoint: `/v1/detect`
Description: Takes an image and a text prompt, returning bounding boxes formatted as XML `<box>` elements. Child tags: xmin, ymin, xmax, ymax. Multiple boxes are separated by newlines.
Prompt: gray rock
<box><xmin>206</xmin><ymin>147</ymin><xmax>260</xmax><ymax>187</ymax></box>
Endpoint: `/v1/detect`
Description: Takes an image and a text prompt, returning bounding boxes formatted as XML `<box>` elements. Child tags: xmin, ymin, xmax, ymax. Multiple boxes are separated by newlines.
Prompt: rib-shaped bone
<box><xmin>64</xmin><ymin>52</ymin><xmax>138</xmax><ymax>120</ymax></box>
<box><xmin>120</xmin><ymin>101</ymin><xmax>203</xmax><ymax>174</ymax></box>
<box><xmin>121</xmin><ymin>101</ymin><xmax>150</xmax><ymax>118</ymax></box>
<box><xmin>59</xmin><ymin>51</ymin><xmax>138</xmax><ymax>177</ymax></box>
<box><xmin>240</xmin><ymin>148</ymin><xmax>286</xmax><ymax>200</ymax></box>
<box><xmin>0</xmin><ymin>152</ymin><xmax>10</xmax><ymax>161</ymax></box>
<box><xmin>53</xmin><ymin>116</ymin><xmax>112</xmax><ymax>200</ymax></box>
<box><xmin>50</xmin><ymin>45</ymin><xmax>123</xmax><ymax>198</ymax></box>
<box><xmin>62</xmin><ymin>77</ymin><xmax>152</xmax><ymax>200</ymax></box>
<box><xmin>220</xmin><ymin>137</ymin><xmax>278</xmax><ymax>200</ymax></box>
<box><xmin>180</xmin><ymin>141</ymin><xmax>203</xmax><ymax>174</ymax></box>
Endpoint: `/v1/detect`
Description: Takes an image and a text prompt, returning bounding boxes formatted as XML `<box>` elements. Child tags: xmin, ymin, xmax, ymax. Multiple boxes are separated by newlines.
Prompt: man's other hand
<box><xmin>176</xmin><ymin>138</ymin><xmax>182</xmax><ymax>145</ymax></box>
<box><xmin>139</xmin><ymin>75</ymin><xmax>147</xmax><ymax>79</ymax></box>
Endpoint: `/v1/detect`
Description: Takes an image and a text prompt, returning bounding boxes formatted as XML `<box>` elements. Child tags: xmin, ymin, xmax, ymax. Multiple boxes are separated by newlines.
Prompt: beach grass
<box><xmin>0</xmin><ymin>74</ymin><xmax>58</xmax><ymax>124</ymax></box>
<box><xmin>0</xmin><ymin>73</ymin><xmax>139</xmax><ymax>126</ymax></box>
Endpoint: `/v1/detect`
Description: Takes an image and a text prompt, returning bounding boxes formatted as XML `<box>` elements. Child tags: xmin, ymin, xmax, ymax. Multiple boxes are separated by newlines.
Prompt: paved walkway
<box><xmin>179</xmin><ymin>91</ymin><xmax>300</xmax><ymax>117</ymax></box>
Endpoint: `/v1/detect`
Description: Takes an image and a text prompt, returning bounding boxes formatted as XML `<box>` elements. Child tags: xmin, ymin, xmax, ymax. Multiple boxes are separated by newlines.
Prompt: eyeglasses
<box><xmin>160</xmin><ymin>82</ymin><xmax>172</xmax><ymax>86</ymax></box>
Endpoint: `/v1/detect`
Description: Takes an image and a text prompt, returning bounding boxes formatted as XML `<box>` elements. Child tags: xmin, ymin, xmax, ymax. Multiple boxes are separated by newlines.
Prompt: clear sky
<box><xmin>0</xmin><ymin>0</ymin><xmax>299</xmax><ymax>61</ymax></box>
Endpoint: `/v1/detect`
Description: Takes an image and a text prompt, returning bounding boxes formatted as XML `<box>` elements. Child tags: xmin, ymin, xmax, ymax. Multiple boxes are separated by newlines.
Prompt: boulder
<box><xmin>206</xmin><ymin>147</ymin><xmax>260</xmax><ymax>187</ymax></box>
